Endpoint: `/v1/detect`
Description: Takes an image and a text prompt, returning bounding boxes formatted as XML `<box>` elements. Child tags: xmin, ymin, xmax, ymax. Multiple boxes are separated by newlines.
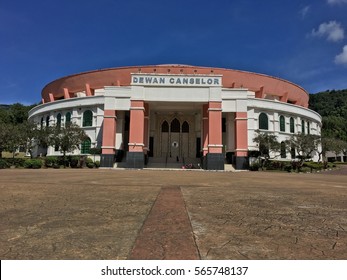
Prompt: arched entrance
<box><xmin>155</xmin><ymin>115</ymin><xmax>196</xmax><ymax>163</ymax></box>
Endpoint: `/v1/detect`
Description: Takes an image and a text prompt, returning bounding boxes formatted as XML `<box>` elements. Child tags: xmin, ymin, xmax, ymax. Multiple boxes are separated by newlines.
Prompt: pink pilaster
<box><xmin>101</xmin><ymin>110</ymin><xmax>117</xmax><ymax>155</ymax></box>
<box><xmin>235</xmin><ymin>112</ymin><xmax>248</xmax><ymax>158</ymax></box>
<box><xmin>208</xmin><ymin>101</ymin><xmax>223</xmax><ymax>153</ymax></box>
<box><xmin>143</xmin><ymin>103</ymin><xmax>149</xmax><ymax>154</ymax></box>
<box><xmin>128</xmin><ymin>100</ymin><xmax>145</xmax><ymax>152</ymax></box>
<box><xmin>202</xmin><ymin>104</ymin><xmax>209</xmax><ymax>156</ymax></box>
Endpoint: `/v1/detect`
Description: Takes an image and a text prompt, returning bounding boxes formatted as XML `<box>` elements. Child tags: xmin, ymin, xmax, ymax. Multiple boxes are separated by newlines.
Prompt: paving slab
<box><xmin>0</xmin><ymin>168</ymin><xmax>347</xmax><ymax>260</ymax></box>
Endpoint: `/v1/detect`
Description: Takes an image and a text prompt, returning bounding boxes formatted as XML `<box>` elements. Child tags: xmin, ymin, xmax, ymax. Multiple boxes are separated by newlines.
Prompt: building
<box><xmin>28</xmin><ymin>65</ymin><xmax>322</xmax><ymax>170</ymax></box>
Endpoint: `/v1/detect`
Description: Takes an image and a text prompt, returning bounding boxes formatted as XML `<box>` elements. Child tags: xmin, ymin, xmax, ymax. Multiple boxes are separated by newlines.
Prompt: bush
<box><xmin>45</xmin><ymin>156</ymin><xmax>58</xmax><ymax>168</ymax></box>
<box><xmin>94</xmin><ymin>160</ymin><xmax>100</xmax><ymax>168</ymax></box>
<box><xmin>69</xmin><ymin>156</ymin><xmax>79</xmax><ymax>168</ymax></box>
<box><xmin>2</xmin><ymin>158</ymin><xmax>26</xmax><ymax>168</ymax></box>
<box><xmin>86</xmin><ymin>158</ymin><xmax>94</xmax><ymax>168</ymax></box>
<box><xmin>249</xmin><ymin>163</ymin><xmax>259</xmax><ymax>171</ymax></box>
<box><xmin>284</xmin><ymin>165</ymin><xmax>292</xmax><ymax>172</ymax></box>
<box><xmin>24</xmin><ymin>159</ymin><xmax>42</xmax><ymax>169</ymax></box>
<box><xmin>0</xmin><ymin>159</ymin><xmax>10</xmax><ymax>169</ymax></box>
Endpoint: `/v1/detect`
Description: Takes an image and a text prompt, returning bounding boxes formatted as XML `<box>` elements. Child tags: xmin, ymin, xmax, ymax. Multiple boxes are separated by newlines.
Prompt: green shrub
<box><xmin>45</xmin><ymin>156</ymin><xmax>58</xmax><ymax>168</ymax></box>
<box><xmin>69</xmin><ymin>156</ymin><xmax>79</xmax><ymax>168</ymax></box>
<box><xmin>86</xmin><ymin>158</ymin><xmax>94</xmax><ymax>168</ymax></box>
<box><xmin>24</xmin><ymin>159</ymin><xmax>42</xmax><ymax>169</ymax></box>
<box><xmin>284</xmin><ymin>165</ymin><xmax>292</xmax><ymax>172</ymax></box>
<box><xmin>2</xmin><ymin>158</ymin><xmax>26</xmax><ymax>168</ymax></box>
<box><xmin>94</xmin><ymin>160</ymin><xmax>100</xmax><ymax>168</ymax></box>
<box><xmin>249</xmin><ymin>163</ymin><xmax>259</xmax><ymax>171</ymax></box>
<box><xmin>0</xmin><ymin>159</ymin><xmax>10</xmax><ymax>169</ymax></box>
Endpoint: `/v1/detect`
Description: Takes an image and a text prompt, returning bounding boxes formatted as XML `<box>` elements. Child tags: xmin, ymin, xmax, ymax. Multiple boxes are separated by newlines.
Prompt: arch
<box><xmin>182</xmin><ymin>121</ymin><xmax>189</xmax><ymax>133</ymax></box>
<box><xmin>46</xmin><ymin>116</ymin><xmax>50</xmax><ymax>127</ymax></box>
<box><xmin>81</xmin><ymin>137</ymin><xmax>91</xmax><ymax>154</ymax></box>
<box><xmin>65</xmin><ymin>112</ymin><xmax>71</xmax><ymax>125</ymax></box>
<box><xmin>83</xmin><ymin>110</ymin><xmax>93</xmax><ymax>127</ymax></box>
<box><xmin>40</xmin><ymin>117</ymin><xmax>44</xmax><ymax>129</ymax></box>
<box><xmin>171</xmin><ymin>118</ymin><xmax>180</xmax><ymax>132</ymax></box>
<box><xmin>279</xmin><ymin>115</ymin><xmax>285</xmax><ymax>132</ymax></box>
<box><xmin>161</xmin><ymin>121</ymin><xmax>169</xmax><ymax>132</ymax></box>
<box><xmin>259</xmin><ymin>113</ymin><xmax>268</xmax><ymax>130</ymax></box>
<box><xmin>280</xmin><ymin>141</ymin><xmax>286</xmax><ymax>158</ymax></box>
<box><xmin>290</xmin><ymin>117</ymin><xmax>295</xmax><ymax>133</ymax></box>
<box><xmin>56</xmin><ymin>113</ymin><xmax>62</xmax><ymax>128</ymax></box>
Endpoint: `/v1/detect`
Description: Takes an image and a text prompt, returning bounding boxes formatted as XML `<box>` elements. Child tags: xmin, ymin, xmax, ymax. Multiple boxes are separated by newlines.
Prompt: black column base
<box><xmin>126</xmin><ymin>152</ymin><xmax>144</xmax><ymax>169</ymax></box>
<box><xmin>235</xmin><ymin>156</ymin><xmax>249</xmax><ymax>170</ymax></box>
<box><xmin>100</xmin><ymin>154</ymin><xmax>115</xmax><ymax>168</ymax></box>
<box><xmin>204</xmin><ymin>153</ymin><xmax>224</xmax><ymax>170</ymax></box>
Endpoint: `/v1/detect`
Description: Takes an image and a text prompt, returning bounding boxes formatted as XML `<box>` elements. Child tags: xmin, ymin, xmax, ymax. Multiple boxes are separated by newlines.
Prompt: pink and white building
<box><xmin>28</xmin><ymin>65</ymin><xmax>322</xmax><ymax>169</ymax></box>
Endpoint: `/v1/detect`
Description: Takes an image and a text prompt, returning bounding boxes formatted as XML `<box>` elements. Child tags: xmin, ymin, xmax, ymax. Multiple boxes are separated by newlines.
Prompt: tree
<box><xmin>286</xmin><ymin>133</ymin><xmax>320</xmax><ymax>167</ymax></box>
<box><xmin>329</xmin><ymin>139</ymin><xmax>347</xmax><ymax>160</ymax></box>
<box><xmin>48</xmin><ymin>123</ymin><xmax>87</xmax><ymax>165</ymax></box>
<box><xmin>16</xmin><ymin>121</ymin><xmax>47</xmax><ymax>159</ymax></box>
<box><xmin>0</xmin><ymin>121</ymin><xmax>11</xmax><ymax>158</ymax></box>
<box><xmin>253</xmin><ymin>131</ymin><xmax>281</xmax><ymax>168</ymax></box>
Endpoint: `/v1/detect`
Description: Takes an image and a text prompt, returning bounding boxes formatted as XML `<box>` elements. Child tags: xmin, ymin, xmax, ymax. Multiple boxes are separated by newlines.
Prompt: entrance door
<box><xmin>157</xmin><ymin>116</ymin><xmax>194</xmax><ymax>160</ymax></box>
<box><xmin>170</xmin><ymin>118</ymin><xmax>180</xmax><ymax>160</ymax></box>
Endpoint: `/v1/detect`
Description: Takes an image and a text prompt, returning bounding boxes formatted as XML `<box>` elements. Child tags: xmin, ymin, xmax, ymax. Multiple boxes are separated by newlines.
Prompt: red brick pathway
<box><xmin>129</xmin><ymin>186</ymin><xmax>200</xmax><ymax>260</ymax></box>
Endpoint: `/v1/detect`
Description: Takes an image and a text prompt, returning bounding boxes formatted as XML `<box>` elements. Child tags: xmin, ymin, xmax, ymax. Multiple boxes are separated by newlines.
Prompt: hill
<box><xmin>309</xmin><ymin>89</ymin><xmax>347</xmax><ymax>141</ymax></box>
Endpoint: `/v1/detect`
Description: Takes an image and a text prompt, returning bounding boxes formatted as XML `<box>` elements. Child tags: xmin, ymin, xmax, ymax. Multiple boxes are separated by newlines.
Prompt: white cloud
<box><xmin>311</xmin><ymin>21</ymin><xmax>344</xmax><ymax>42</ymax></box>
<box><xmin>299</xmin><ymin>6</ymin><xmax>310</xmax><ymax>19</ymax></box>
<box><xmin>335</xmin><ymin>45</ymin><xmax>347</xmax><ymax>65</ymax></box>
<box><xmin>327</xmin><ymin>0</ymin><xmax>347</xmax><ymax>4</ymax></box>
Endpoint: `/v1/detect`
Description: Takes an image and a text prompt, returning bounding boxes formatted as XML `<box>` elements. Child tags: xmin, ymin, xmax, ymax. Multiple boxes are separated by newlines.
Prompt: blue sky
<box><xmin>1</xmin><ymin>0</ymin><xmax>347</xmax><ymax>104</ymax></box>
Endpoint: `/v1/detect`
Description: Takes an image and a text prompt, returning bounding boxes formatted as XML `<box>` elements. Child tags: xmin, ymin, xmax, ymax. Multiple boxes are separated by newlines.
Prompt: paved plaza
<box><xmin>0</xmin><ymin>168</ymin><xmax>347</xmax><ymax>259</ymax></box>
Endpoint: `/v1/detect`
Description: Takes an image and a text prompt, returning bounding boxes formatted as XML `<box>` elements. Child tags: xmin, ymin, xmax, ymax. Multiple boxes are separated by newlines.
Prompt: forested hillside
<box><xmin>0</xmin><ymin>103</ymin><xmax>36</xmax><ymax>125</ymax></box>
<box><xmin>309</xmin><ymin>89</ymin><xmax>347</xmax><ymax>142</ymax></box>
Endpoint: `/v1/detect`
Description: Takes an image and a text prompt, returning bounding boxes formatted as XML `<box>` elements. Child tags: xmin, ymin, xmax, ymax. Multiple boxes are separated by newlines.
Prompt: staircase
<box><xmin>146</xmin><ymin>157</ymin><xmax>201</xmax><ymax>169</ymax></box>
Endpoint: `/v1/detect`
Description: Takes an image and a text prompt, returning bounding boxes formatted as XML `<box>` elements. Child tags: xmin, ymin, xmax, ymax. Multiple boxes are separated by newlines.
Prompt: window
<box><xmin>290</xmin><ymin>117</ymin><xmax>295</xmax><ymax>133</ymax></box>
<box><xmin>46</xmin><ymin>116</ymin><xmax>50</xmax><ymax>127</ymax></box>
<box><xmin>81</xmin><ymin>138</ymin><xmax>91</xmax><ymax>154</ymax></box>
<box><xmin>291</xmin><ymin>145</ymin><xmax>296</xmax><ymax>159</ymax></box>
<box><xmin>182</xmin><ymin>121</ymin><xmax>189</xmax><ymax>133</ymax></box>
<box><xmin>279</xmin><ymin>115</ymin><xmax>285</xmax><ymax>132</ymax></box>
<box><xmin>40</xmin><ymin>117</ymin><xmax>44</xmax><ymax>129</ymax></box>
<box><xmin>56</xmin><ymin>113</ymin><xmax>62</xmax><ymax>128</ymax></box>
<box><xmin>161</xmin><ymin>121</ymin><xmax>169</xmax><ymax>132</ymax></box>
<box><xmin>65</xmin><ymin>112</ymin><xmax>71</xmax><ymax>125</ymax></box>
<box><xmin>301</xmin><ymin>120</ymin><xmax>305</xmax><ymax>134</ymax></box>
<box><xmin>307</xmin><ymin>122</ymin><xmax>310</xmax><ymax>134</ymax></box>
<box><xmin>281</xmin><ymin>142</ymin><xmax>286</xmax><ymax>158</ymax></box>
<box><xmin>83</xmin><ymin>110</ymin><xmax>93</xmax><ymax>127</ymax></box>
<box><xmin>259</xmin><ymin>113</ymin><xmax>268</xmax><ymax>130</ymax></box>
<box><xmin>171</xmin><ymin>118</ymin><xmax>180</xmax><ymax>132</ymax></box>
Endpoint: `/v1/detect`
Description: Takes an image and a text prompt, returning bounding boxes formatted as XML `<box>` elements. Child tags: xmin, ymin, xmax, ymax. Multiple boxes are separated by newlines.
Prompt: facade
<box><xmin>28</xmin><ymin>65</ymin><xmax>322</xmax><ymax>170</ymax></box>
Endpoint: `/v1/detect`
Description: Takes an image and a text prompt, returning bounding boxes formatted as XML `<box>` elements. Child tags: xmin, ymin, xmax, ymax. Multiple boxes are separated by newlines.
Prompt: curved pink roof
<box><xmin>41</xmin><ymin>65</ymin><xmax>309</xmax><ymax>107</ymax></box>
